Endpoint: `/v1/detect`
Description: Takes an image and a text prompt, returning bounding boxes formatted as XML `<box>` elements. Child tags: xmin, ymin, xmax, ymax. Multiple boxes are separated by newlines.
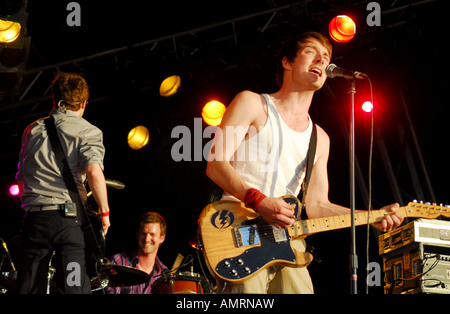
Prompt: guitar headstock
<box><xmin>405</xmin><ymin>200</ymin><xmax>450</xmax><ymax>219</ymax></box>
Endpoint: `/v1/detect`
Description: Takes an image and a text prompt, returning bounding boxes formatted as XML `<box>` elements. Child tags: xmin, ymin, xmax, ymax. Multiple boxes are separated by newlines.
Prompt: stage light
<box><xmin>0</xmin><ymin>0</ymin><xmax>30</xmax><ymax>95</ymax></box>
<box><xmin>127</xmin><ymin>126</ymin><xmax>150</xmax><ymax>150</ymax></box>
<box><xmin>362</xmin><ymin>101</ymin><xmax>373</xmax><ymax>113</ymax></box>
<box><xmin>9</xmin><ymin>184</ymin><xmax>20</xmax><ymax>196</ymax></box>
<box><xmin>159</xmin><ymin>75</ymin><xmax>181</xmax><ymax>97</ymax></box>
<box><xmin>0</xmin><ymin>19</ymin><xmax>21</xmax><ymax>43</ymax></box>
<box><xmin>202</xmin><ymin>100</ymin><xmax>226</xmax><ymax>126</ymax></box>
<box><xmin>329</xmin><ymin>15</ymin><xmax>356</xmax><ymax>43</ymax></box>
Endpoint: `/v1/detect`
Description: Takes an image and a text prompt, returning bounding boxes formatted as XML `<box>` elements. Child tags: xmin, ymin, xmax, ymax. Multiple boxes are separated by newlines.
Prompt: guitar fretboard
<box><xmin>288</xmin><ymin>202</ymin><xmax>450</xmax><ymax>238</ymax></box>
<box><xmin>288</xmin><ymin>207</ymin><xmax>407</xmax><ymax>237</ymax></box>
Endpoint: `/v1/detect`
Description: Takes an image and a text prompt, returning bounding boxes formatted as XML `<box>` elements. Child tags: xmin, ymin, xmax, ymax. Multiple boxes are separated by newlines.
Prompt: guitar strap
<box><xmin>44</xmin><ymin>115</ymin><xmax>105</xmax><ymax>263</ymax></box>
<box><xmin>299</xmin><ymin>123</ymin><xmax>317</xmax><ymax>219</ymax></box>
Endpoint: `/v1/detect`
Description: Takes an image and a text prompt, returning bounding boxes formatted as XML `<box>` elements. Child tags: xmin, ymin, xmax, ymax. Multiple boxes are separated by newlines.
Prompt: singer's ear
<box><xmin>282</xmin><ymin>56</ymin><xmax>292</xmax><ymax>72</ymax></box>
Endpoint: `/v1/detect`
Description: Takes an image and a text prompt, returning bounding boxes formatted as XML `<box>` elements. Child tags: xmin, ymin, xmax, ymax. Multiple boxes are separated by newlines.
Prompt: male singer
<box><xmin>206</xmin><ymin>32</ymin><xmax>403</xmax><ymax>293</ymax></box>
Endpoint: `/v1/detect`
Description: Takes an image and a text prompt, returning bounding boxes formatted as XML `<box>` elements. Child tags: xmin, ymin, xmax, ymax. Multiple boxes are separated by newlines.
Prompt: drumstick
<box><xmin>171</xmin><ymin>253</ymin><xmax>184</xmax><ymax>271</ymax></box>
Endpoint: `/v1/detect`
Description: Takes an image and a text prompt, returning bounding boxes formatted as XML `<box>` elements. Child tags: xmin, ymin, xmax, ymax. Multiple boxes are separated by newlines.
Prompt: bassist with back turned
<box><xmin>16</xmin><ymin>72</ymin><xmax>110</xmax><ymax>294</ymax></box>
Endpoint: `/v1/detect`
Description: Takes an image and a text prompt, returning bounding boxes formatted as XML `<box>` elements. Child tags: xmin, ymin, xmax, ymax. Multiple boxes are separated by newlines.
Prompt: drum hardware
<box><xmin>0</xmin><ymin>271</ymin><xmax>17</xmax><ymax>294</ymax></box>
<box><xmin>152</xmin><ymin>252</ymin><xmax>209</xmax><ymax>294</ymax></box>
<box><xmin>0</xmin><ymin>239</ymin><xmax>17</xmax><ymax>294</ymax></box>
<box><xmin>46</xmin><ymin>251</ymin><xmax>55</xmax><ymax>294</ymax></box>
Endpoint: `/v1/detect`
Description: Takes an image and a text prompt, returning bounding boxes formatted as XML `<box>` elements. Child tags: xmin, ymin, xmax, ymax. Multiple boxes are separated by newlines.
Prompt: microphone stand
<box><xmin>348</xmin><ymin>79</ymin><xmax>358</xmax><ymax>294</ymax></box>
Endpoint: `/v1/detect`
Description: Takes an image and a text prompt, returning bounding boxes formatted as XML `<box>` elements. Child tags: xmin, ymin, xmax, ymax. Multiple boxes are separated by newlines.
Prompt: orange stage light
<box><xmin>202</xmin><ymin>100</ymin><xmax>226</xmax><ymax>126</ymax></box>
<box><xmin>159</xmin><ymin>75</ymin><xmax>181</xmax><ymax>97</ymax></box>
<box><xmin>329</xmin><ymin>15</ymin><xmax>356</xmax><ymax>43</ymax></box>
<box><xmin>0</xmin><ymin>19</ymin><xmax>21</xmax><ymax>43</ymax></box>
<box><xmin>127</xmin><ymin>126</ymin><xmax>150</xmax><ymax>150</ymax></box>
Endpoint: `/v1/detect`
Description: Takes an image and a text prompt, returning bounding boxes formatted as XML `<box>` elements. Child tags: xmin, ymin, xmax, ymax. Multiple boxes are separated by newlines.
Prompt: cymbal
<box><xmin>105</xmin><ymin>179</ymin><xmax>125</xmax><ymax>190</ymax></box>
<box><xmin>91</xmin><ymin>264</ymin><xmax>150</xmax><ymax>288</ymax></box>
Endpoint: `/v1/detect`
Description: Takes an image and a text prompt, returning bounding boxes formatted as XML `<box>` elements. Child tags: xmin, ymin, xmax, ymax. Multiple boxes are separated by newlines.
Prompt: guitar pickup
<box><xmin>233</xmin><ymin>225</ymin><xmax>261</xmax><ymax>248</ymax></box>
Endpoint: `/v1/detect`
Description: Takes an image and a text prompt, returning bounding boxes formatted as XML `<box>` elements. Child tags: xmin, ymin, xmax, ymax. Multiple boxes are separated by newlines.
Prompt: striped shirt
<box><xmin>105</xmin><ymin>250</ymin><xmax>168</xmax><ymax>294</ymax></box>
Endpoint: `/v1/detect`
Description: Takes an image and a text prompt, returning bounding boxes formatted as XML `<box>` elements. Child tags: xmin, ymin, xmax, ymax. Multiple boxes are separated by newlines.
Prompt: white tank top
<box><xmin>222</xmin><ymin>94</ymin><xmax>314</xmax><ymax>201</ymax></box>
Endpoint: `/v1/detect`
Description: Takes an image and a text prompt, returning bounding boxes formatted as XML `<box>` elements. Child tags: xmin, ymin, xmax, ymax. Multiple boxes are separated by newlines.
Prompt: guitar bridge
<box><xmin>233</xmin><ymin>225</ymin><xmax>261</xmax><ymax>248</ymax></box>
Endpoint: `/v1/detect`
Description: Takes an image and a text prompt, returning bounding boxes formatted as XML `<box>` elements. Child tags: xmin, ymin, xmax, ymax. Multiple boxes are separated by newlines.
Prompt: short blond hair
<box><xmin>138</xmin><ymin>212</ymin><xmax>167</xmax><ymax>236</ymax></box>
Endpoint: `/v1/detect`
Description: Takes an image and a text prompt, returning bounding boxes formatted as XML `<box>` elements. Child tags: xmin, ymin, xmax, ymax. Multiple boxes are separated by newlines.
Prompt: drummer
<box><xmin>106</xmin><ymin>212</ymin><xmax>168</xmax><ymax>294</ymax></box>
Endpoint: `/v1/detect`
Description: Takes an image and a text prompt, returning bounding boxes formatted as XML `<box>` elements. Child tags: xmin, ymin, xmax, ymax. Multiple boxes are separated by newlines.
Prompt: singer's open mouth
<box><xmin>309</xmin><ymin>67</ymin><xmax>322</xmax><ymax>77</ymax></box>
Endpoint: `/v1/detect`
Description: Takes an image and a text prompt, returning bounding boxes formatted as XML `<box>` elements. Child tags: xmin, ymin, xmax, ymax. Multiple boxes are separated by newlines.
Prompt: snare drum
<box><xmin>152</xmin><ymin>272</ymin><xmax>204</xmax><ymax>294</ymax></box>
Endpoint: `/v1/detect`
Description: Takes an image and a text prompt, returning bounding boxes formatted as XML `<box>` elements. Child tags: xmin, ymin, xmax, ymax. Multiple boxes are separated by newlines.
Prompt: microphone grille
<box><xmin>325</xmin><ymin>63</ymin><xmax>337</xmax><ymax>78</ymax></box>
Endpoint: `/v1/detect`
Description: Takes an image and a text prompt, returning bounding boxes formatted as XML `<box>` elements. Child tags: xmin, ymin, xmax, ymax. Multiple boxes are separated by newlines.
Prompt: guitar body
<box><xmin>198</xmin><ymin>196</ymin><xmax>313</xmax><ymax>284</ymax></box>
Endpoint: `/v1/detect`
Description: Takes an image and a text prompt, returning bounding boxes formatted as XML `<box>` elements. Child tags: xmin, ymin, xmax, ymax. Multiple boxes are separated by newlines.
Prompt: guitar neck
<box><xmin>288</xmin><ymin>201</ymin><xmax>450</xmax><ymax>238</ymax></box>
<box><xmin>288</xmin><ymin>206</ymin><xmax>408</xmax><ymax>238</ymax></box>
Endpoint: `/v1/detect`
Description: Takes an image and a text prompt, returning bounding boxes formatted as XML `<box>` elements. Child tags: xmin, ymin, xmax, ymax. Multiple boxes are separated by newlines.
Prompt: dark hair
<box><xmin>138</xmin><ymin>212</ymin><xmax>167</xmax><ymax>236</ymax></box>
<box><xmin>51</xmin><ymin>72</ymin><xmax>89</xmax><ymax>110</ymax></box>
<box><xmin>276</xmin><ymin>32</ymin><xmax>332</xmax><ymax>87</ymax></box>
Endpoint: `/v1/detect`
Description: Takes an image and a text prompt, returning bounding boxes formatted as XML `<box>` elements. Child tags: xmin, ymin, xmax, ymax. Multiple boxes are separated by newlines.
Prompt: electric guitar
<box><xmin>198</xmin><ymin>195</ymin><xmax>450</xmax><ymax>283</ymax></box>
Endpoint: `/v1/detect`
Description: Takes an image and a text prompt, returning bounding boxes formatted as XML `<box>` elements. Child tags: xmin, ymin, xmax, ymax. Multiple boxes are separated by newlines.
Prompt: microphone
<box><xmin>326</xmin><ymin>63</ymin><xmax>368</xmax><ymax>80</ymax></box>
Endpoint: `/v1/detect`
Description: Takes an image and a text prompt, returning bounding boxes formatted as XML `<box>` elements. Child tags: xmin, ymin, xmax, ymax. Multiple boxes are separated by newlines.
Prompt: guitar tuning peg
<box><xmin>413</xmin><ymin>199</ymin><xmax>418</xmax><ymax>203</ymax></box>
<box><xmin>425</xmin><ymin>202</ymin><xmax>431</xmax><ymax>205</ymax></box>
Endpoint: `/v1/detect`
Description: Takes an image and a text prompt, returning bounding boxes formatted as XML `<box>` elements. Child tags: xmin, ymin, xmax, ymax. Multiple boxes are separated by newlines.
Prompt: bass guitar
<box><xmin>198</xmin><ymin>195</ymin><xmax>450</xmax><ymax>283</ymax></box>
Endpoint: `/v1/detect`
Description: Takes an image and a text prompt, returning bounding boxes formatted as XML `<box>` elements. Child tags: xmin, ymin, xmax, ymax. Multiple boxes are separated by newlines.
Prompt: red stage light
<box><xmin>329</xmin><ymin>15</ymin><xmax>356</xmax><ymax>43</ymax></box>
<box><xmin>9</xmin><ymin>184</ymin><xmax>20</xmax><ymax>196</ymax></box>
<box><xmin>362</xmin><ymin>101</ymin><xmax>373</xmax><ymax>113</ymax></box>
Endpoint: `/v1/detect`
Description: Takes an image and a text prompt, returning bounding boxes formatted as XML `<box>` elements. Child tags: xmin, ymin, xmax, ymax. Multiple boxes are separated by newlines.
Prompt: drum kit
<box><xmin>1</xmin><ymin>238</ymin><xmax>211</xmax><ymax>295</ymax></box>
<box><xmin>90</xmin><ymin>259</ymin><xmax>211</xmax><ymax>294</ymax></box>
<box><xmin>1</xmin><ymin>259</ymin><xmax>210</xmax><ymax>294</ymax></box>
<box><xmin>91</xmin><ymin>262</ymin><xmax>210</xmax><ymax>294</ymax></box>
<box><xmin>1</xmin><ymin>179</ymin><xmax>213</xmax><ymax>294</ymax></box>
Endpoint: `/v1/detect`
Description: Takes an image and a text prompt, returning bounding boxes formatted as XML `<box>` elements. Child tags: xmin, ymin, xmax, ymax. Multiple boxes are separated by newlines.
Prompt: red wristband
<box><xmin>244</xmin><ymin>188</ymin><xmax>267</xmax><ymax>212</ymax></box>
<box><xmin>100</xmin><ymin>211</ymin><xmax>110</xmax><ymax>217</ymax></box>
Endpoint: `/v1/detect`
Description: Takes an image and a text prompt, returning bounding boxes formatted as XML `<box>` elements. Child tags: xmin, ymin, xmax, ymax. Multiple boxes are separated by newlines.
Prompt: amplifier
<box><xmin>379</xmin><ymin>218</ymin><xmax>450</xmax><ymax>255</ymax></box>
<box><xmin>379</xmin><ymin>219</ymin><xmax>450</xmax><ymax>294</ymax></box>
